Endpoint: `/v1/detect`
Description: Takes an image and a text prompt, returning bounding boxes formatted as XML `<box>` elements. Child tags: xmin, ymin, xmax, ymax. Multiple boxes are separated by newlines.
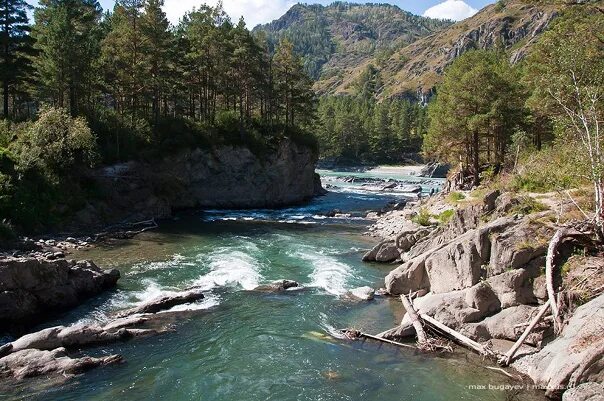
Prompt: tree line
<box><xmin>0</xmin><ymin>0</ymin><xmax>315</xmax><ymax>161</ymax></box>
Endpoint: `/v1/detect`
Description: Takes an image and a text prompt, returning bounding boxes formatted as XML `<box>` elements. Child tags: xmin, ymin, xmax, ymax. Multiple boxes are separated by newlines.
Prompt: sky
<box><xmin>26</xmin><ymin>0</ymin><xmax>495</xmax><ymax>28</ymax></box>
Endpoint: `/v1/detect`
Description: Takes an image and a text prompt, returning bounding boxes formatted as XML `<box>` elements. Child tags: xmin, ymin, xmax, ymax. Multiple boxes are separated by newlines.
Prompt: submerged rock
<box><xmin>115</xmin><ymin>288</ymin><xmax>205</xmax><ymax>317</ymax></box>
<box><xmin>252</xmin><ymin>280</ymin><xmax>301</xmax><ymax>292</ymax></box>
<box><xmin>346</xmin><ymin>286</ymin><xmax>375</xmax><ymax>301</ymax></box>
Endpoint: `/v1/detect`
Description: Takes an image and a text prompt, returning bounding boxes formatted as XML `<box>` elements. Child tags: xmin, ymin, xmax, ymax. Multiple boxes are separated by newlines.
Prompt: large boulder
<box><xmin>462</xmin><ymin>305</ymin><xmax>551</xmax><ymax>345</ymax></box>
<box><xmin>363</xmin><ymin>240</ymin><xmax>400</xmax><ymax>263</ymax></box>
<box><xmin>512</xmin><ymin>294</ymin><xmax>604</xmax><ymax>399</ymax></box>
<box><xmin>115</xmin><ymin>288</ymin><xmax>204</xmax><ymax>317</ymax></box>
<box><xmin>385</xmin><ymin>258</ymin><xmax>429</xmax><ymax>296</ymax></box>
<box><xmin>563</xmin><ymin>382</ymin><xmax>604</xmax><ymax>401</ymax></box>
<box><xmin>0</xmin><ymin>257</ymin><xmax>119</xmax><ymax>328</ymax></box>
<box><xmin>485</xmin><ymin>268</ymin><xmax>539</xmax><ymax>308</ymax></box>
<box><xmin>402</xmin><ymin>282</ymin><xmax>500</xmax><ymax>329</ymax></box>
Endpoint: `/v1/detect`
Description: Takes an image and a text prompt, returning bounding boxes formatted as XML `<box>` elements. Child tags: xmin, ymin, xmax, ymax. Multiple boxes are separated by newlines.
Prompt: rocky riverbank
<box><xmin>364</xmin><ymin>189</ymin><xmax>603</xmax><ymax>400</ymax></box>
<box><xmin>69</xmin><ymin>138</ymin><xmax>324</xmax><ymax>230</ymax></box>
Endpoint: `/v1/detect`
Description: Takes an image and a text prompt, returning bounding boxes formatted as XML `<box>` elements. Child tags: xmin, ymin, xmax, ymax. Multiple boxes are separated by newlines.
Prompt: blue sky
<box><xmin>26</xmin><ymin>0</ymin><xmax>495</xmax><ymax>28</ymax></box>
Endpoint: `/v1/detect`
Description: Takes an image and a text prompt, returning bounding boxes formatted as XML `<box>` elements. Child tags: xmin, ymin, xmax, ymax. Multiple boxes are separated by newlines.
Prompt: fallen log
<box><xmin>500</xmin><ymin>301</ymin><xmax>551</xmax><ymax>366</ymax></box>
<box><xmin>419</xmin><ymin>313</ymin><xmax>495</xmax><ymax>357</ymax></box>
<box><xmin>341</xmin><ymin>329</ymin><xmax>416</xmax><ymax>349</ymax></box>
<box><xmin>400</xmin><ymin>294</ymin><xmax>428</xmax><ymax>344</ymax></box>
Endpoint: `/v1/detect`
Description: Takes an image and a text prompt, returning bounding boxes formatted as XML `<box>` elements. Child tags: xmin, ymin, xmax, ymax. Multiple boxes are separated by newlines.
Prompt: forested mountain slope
<box><xmin>315</xmin><ymin>0</ymin><xmax>563</xmax><ymax>98</ymax></box>
<box><xmin>254</xmin><ymin>3</ymin><xmax>452</xmax><ymax>85</ymax></box>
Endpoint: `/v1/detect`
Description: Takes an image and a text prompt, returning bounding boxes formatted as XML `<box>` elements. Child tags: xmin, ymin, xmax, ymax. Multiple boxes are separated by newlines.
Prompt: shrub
<box><xmin>15</xmin><ymin>107</ymin><xmax>99</xmax><ymax>178</ymax></box>
<box><xmin>412</xmin><ymin>207</ymin><xmax>433</xmax><ymax>226</ymax></box>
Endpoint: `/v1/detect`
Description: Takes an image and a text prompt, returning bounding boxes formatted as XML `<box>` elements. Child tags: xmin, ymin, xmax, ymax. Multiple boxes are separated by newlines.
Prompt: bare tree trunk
<box><xmin>501</xmin><ymin>301</ymin><xmax>551</xmax><ymax>366</ymax></box>
<box><xmin>400</xmin><ymin>295</ymin><xmax>427</xmax><ymax>344</ymax></box>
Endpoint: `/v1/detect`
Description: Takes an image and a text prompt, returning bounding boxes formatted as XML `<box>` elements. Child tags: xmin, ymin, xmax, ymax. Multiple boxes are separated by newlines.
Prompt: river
<box><xmin>1</xmin><ymin>169</ymin><xmax>545</xmax><ymax>401</ymax></box>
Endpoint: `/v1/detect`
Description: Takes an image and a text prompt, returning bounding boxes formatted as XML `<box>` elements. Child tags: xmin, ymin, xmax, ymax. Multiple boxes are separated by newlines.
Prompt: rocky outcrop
<box><xmin>376</xmin><ymin>189</ymin><xmax>603</xmax><ymax>400</ymax></box>
<box><xmin>0</xmin><ymin>287</ymin><xmax>208</xmax><ymax>381</ymax></box>
<box><xmin>512</xmin><ymin>294</ymin><xmax>604</xmax><ymax>399</ymax></box>
<box><xmin>72</xmin><ymin>138</ymin><xmax>322</xmax><ymax>228</ymax></box>
<box><xmin>0</xmin><ymin>257</ymin><xmax>120</xmax><ymax>329</ymax></box>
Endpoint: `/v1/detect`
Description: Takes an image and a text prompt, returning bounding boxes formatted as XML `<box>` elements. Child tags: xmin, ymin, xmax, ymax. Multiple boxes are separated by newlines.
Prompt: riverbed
<box><xmin>0</xmin><ymin>170</ymin><xmax>545</xmax><ymax>401</ymax></box>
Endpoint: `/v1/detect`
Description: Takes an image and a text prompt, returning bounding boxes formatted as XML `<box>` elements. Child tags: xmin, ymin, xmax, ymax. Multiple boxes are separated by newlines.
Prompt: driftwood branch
<box><xmin>501</xmin><ymin>301</ymin><xmax>551</xmax><ymax>366</ymax></box>
<box><xmin>419</xmin><ymin>313</ymin><xmax>495</xmax><ymax>357</ymax></box>
<box><xmin>400</xmin><ymin>295</ymin><xmax>428</xmax><ymax>344</ymax></box>
<box><xmin>341</xmin><ymin>329</ymin><xmax>416</xmax><ymax>349</ymax></box>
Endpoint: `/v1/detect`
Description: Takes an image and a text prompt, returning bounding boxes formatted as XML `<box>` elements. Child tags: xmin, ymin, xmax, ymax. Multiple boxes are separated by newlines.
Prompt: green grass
<box><xmin>447</xmin><ymin>191</ymin><xmax>466</xmax><ymax>204</ymax></box>
<box><xmin>437</xmin><ymin>209</ymin><xmax>455</xmax><ymax>225</ymax></box>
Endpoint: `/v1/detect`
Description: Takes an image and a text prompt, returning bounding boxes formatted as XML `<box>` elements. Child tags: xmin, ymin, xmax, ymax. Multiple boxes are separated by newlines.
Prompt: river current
<box><xmin>1</xmin><ymin>169</ymin><xmax>545</xmax><ymax>401</ymax></box>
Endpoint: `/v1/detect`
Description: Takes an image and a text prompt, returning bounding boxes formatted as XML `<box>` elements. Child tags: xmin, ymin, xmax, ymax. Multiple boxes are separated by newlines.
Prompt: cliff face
<box><xmin>73</xmin><ymin>138</ymin><xmax>322</xmax><ymax>228</ymax></box>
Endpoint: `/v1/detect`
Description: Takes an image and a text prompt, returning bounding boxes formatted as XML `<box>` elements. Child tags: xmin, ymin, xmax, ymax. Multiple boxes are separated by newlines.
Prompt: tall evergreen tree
<box><xmin>33</xmin><ymin>0</ymin><xmax>102</xmax><ymax>116</ymax></box>
<box><xmin>0</xmin><ymin>0</ymin><xmax>33</xmax><ymax>118</ymax></box>
<box><xmin>140</xmin><ymin>0</ymin><xmax>172</xmax><ymax>121</ymax></box>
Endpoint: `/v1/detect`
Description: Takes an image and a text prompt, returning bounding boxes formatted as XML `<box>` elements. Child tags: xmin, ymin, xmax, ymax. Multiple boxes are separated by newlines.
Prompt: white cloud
<box><xmin>163</xmin><ymin>0</ymin><xmax>295</xmax><ymax>28</ymax></box>
<box><xmin>423</xmin><ymin>0</ymin><xmax>478</xmax><ymax>21</ymax></box>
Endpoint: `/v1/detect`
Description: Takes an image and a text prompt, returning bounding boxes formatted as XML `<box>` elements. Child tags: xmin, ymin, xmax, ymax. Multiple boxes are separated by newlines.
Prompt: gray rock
<box><xmin>252</xmin><ymin>280</ymin><xmax>301</xmax><ymax>292</ymax></box>
<box><xmin>563</xmin><ymin>382</ymin><xmax>604</xmax><ymax>401</ymax></box>
<box><xmin>486</xmin><ymin>268</ymin><xmax>538</xmax><ymax>308</ymax></box>
<box><xmin>463</xmin><ymin>305</ymin><xmax>550</xmax><ymax>345</ymax></box>
<box><xmin>512</xmin><ymin>294</ymin><xmax>604</xmax><ymax>399</ymax></box>
<box><xmin>0</xmin><ymin>347</ymin><xmax>122</xmax><ymax>380</ymax></box>
<box><xmin>347</xmin><ymin>286</ymin><xmax>375</xmax><ymax>301</ymax></box>
<box><xmin>115</xmin><ymin>288</ymin><xmax>205</xmax><ymax>317</ymax></box>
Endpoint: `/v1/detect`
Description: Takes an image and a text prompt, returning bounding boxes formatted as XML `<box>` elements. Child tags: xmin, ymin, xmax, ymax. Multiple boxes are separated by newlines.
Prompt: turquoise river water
<box><xmin>1</xmin><ymin>169</ymin><xmax>545</xmax><ymax>401</ymax></box>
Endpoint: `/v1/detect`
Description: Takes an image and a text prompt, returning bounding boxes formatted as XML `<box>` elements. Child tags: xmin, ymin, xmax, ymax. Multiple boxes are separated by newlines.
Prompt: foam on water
<box><xmin>294</xmin><ymin>247</ymin><xmax>353</xmax><ymax>295</ymax></box>
<box><xmin>192</xmin><ymin>247</ymin><xmax>263</xmax><ymax>291</ymax></box>
<box><xmin>130</xmin><ymin>253</ymin><xmax>194</xmax><ymax>274</ymax></box>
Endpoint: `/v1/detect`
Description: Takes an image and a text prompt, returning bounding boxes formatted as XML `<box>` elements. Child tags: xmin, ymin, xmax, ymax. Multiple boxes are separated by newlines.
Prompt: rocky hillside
<box><xmin>312</xmin><ymin>0</ymin><xmax>563</xmax><ymax>98</ymax></box>
<box><xmin>254</xmin><ymin>3</ymin><xmax>452</xmax><ymax>83</ymax></box>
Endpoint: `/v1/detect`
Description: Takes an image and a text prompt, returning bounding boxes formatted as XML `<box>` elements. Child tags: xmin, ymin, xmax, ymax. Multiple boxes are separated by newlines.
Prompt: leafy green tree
<box><xmin>15</xmin><ymin>106</ymin><xmax>98</xmax><ymax>177</ymax></box>
<box><xmin>33</xmin><ymin>0</ymin><xmax>102</xmax><ymax>116</ymax></box>
<box><xmin>524</xmin><ymin>6</ymin><xmax>604</xmax><ymax>236</ymax></box>
<box><xmin>424</xmin><ymin>50</ymin><xmax>524</xmax><ymax>186</ymax></box>
<box><xmin>0</xmin><ymin>0</ymin><xmax>33</xmax><ymax>118</ymax></box>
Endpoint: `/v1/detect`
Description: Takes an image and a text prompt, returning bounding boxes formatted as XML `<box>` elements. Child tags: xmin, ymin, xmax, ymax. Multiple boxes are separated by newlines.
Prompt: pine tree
<box><xmin>0</xmin><ymin>0</ymin><xmax>33</xmax><ymax>118</ymax></box>
<box><xmin>424</xmin><ymin>50</ymin><xmax>524</xmax><ymax>186</ymax></box>
<box><xmin>33</xmin><ymin>0</ymin><xmax>102</xmax><ymax>116</ymax></box>
<box><xmin>100</xmin><ymin>0</ymin><xmax>146</xmax><ymax>116</ymax></box>
<box><xmin>140</xmin><ymin>0</ymin><xmax>172</xmax><ymax>121</ymax></box>
<box><xmin>273</xmin><ymin>38</ymin><xmax>314</xmax><ymax>128</ymax></box>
